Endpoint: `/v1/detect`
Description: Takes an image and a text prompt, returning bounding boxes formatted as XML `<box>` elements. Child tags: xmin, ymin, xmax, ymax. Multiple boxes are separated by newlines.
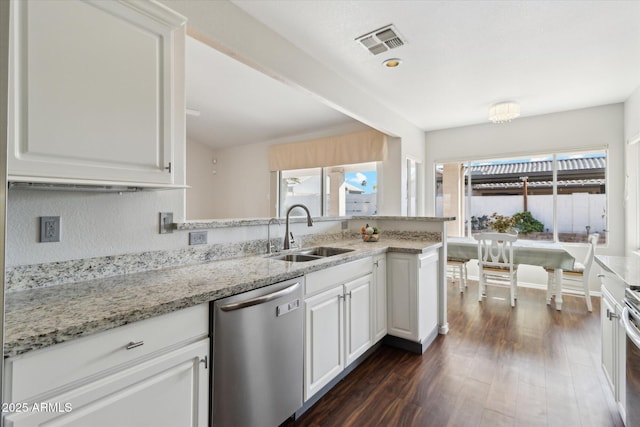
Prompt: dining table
<box><xmin>447</xmin><ymin>236</ymin><xmax>576</xmax><ymax>310</ymax></box>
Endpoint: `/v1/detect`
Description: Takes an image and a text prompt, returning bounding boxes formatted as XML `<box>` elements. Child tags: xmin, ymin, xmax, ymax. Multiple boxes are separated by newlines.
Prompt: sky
<box><xmin>346</xmin><ymin>171</ymin><xmax>377</xmax><ymax>194</ymax></box>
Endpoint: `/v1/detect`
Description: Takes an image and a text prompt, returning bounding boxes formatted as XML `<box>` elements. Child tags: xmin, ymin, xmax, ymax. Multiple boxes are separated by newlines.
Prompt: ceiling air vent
<box><xmin>356</xmin><ymin>24</ymin><xmax>406</xmax><ymax>56</ymax></box>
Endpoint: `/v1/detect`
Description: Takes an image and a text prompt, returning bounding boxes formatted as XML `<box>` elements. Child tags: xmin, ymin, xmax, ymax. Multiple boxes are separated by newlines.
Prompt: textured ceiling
<box><xmin>187</xmin><ymin>1</ymin><xmax>640</xmax><ymax>148</ymax></box>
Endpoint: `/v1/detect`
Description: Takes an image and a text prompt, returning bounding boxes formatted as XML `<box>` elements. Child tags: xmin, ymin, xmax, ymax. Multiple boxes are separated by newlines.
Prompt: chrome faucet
<box><xmin>267</xmin><ymin>217</ymin><xmax>281</xmax><ymax>254</ymax></box>
<box><xmin>283</xmin><ymin>204</ymin><xmax>313</xmax><ymax>250</ymax></box>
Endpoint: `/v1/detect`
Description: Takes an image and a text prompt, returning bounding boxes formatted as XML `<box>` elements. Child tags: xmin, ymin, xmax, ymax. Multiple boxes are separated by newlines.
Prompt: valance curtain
<box><xmin>268</xmin><ymin>129</ymin><xmax>387</xmax><ymax>171</ymax></box>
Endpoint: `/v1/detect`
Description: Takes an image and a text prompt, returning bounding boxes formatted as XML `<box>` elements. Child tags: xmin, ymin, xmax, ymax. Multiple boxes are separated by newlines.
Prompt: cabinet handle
<box><xmin>338</xmin><ymin>294</ymin><xmax>345</xmax><ymax>300</ymax></box>
<box><xmin>125</xmin><ymin>340</ymin><xmax>144</xmax><ymax>350</ymax></box>
<box><xmin>606</xmin><ymin>309</ymin><xmax>620</xmax><ymax>320</ymax></box>
<box><xmin>164</xmin><ymin>162</ymin><xmax>172</xmax><ymax>173</ymax></box>
<box><xmin>597</xmin><ymin>274</ymin><xmax>605</xmax><ymax>278</ymax></box>
<box><xmin>200</xmin><ymin>356</ymin><xmax>208</xmax><ymax>370</ymax></box>
<box><xmin>374</xmin><ymin>261</ymin><xmax>379</xmax><ymax>267</ymax></box>
<box><xmin>345</xmin><ymin>291</ymin><xmax>352</xmax><ymax>299</ymax></box>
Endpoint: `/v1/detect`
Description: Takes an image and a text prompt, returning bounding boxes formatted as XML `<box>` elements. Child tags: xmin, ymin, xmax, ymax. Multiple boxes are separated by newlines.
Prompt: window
<box><xmin>436</xmin><ymin>150</ymin><xmax>606</xmax><ymax>244</ymax></box>
<box><xmin>278</xmin><ymin>162</ymin><xmax>377</xmax><ymax>217</ymax></box>
<box><xmin>279</xmin><ymin>168</ymin><xmax>323</xmax><ymax>217</ymax></box>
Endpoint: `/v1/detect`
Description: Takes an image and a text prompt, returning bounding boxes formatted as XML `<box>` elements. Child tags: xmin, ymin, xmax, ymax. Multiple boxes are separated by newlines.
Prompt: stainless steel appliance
<box><xmin>212</xmin><ymin>277</ymin><xmax>303</xmax><ymax>427</ymax></box>
<box><xmin>623</xmin><ymin>288</ymin><xmax>640</xmax><ymax>426</ymax></box>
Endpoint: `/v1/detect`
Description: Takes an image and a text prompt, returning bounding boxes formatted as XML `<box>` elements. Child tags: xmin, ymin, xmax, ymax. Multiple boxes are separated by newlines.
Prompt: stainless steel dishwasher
<box><xmin>211</xmin><ymin>277</ymin><xmax>303</xmax><ymax>427</ymax></box>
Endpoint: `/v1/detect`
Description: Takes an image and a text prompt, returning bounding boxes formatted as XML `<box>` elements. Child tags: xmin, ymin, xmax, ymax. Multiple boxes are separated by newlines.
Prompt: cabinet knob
<box><xmin>125</xmin><ymin>340</ymin><xmax>144</xmax><ymax>350</ymax></box>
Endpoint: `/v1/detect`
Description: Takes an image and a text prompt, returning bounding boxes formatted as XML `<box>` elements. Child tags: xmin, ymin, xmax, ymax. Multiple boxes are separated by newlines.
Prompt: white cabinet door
<box><xmin>8</xmin><ymin>0</ymin><xmax>185</xmax><ymax>186</ymax></box>
<box><xmin>372</xmin><ymin>254</ymin><xmax>387</xmax><ymax>343</ymax></box>
<box><xmin>616</xmin><ymin>303</ymin><xmax>626</xmax><ymax>422</ymax></box>
<box><xmin>304</xmin><ymin>285</ymin><xmax>344</xmax><ymax>401</ymax></box>
<box><xmin>4</xmin><ymin>339</ymin><xmax>209</xmax><ymax>427</ymax></box>
<box><xmin>601</xmin><ymin>288</ymin><xmax>616</xmax><ymax>392</ymax></box>
<box><xmin>387</xmin><ymin>251</ymin><xmax>439</xmax><ymax>344</ymax></box>
<box><xmin>417</xmin><ymin>251</ymin><xmax>438</xmax><ymax>342</ymax></box>
<box><xmin>345</xmin><ymin>274</ymin><xmax>372</xmax><ymax>366</ymax></box>
<box><xmin>386</xmin><ymin>253</ymin><xmax>418</xmax><ymax>341</ymax></box>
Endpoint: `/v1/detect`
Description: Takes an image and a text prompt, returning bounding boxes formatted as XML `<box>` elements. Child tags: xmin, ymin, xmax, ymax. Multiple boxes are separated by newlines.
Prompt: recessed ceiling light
<box><xmin>383</xmin><ymin>58</ymin><xmax>402</xmax><ymax>68</ymax></box>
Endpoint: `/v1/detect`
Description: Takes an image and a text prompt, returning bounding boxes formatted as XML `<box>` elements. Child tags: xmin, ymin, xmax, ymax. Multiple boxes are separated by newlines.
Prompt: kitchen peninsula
<box><xmin>3</xmin><ymin>216</ymin><xmax>453</xmax><ymax>426</ymax></box>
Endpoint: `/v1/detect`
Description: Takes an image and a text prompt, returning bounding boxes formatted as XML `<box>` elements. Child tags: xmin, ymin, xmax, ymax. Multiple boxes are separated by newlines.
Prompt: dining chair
<box><xmin>447</xmin><ymin>257</ymin><xmax>469</xmax><ymax>293</ymax></box>
<box><xmin>545</xmin><ymin>233</ymin><xmax>599</xmax><ymax>312</ymax></box>
<box><xmin>475</xmin><ymin>232</ymin><xmax>519</xmax><ymax>307</ymax></box>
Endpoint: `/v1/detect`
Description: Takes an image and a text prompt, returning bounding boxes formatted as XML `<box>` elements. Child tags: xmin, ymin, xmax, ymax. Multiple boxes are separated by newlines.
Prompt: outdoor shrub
<box><xmin>513</xmin><ymin>211</ymin><xmax>544</xmax><ymax>234</ymax></box>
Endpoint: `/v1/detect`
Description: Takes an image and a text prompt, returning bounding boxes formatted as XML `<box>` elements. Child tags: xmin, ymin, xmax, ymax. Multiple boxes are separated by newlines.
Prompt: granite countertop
<box><xmin>4</xmin><ymin>238</ymin><xmax>442</xmax><ymax>358</ymax></box>
<box><xmin>595</xmin><ymin>255</ymin><xmax>640</xmax><ymax>305</ymax></box>
<box><xmin>595</xmin><ymin>255</ymin><xmax>640</xmax><ymax>287</ymax></box>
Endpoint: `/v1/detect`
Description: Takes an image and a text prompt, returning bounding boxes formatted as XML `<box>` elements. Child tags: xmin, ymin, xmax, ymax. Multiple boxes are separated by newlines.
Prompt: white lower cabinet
<box><xmin>387</xmin><ymin>250</ymin><xmax>438</xmax><ymax>345</ymax></box>
<box><xmin>4</xmin><ymin>339</ymin><xmax>209</xmax><ymax>427</ymax></box>
<box><xmin>304</xmin><ymin>258</ymin><xmax>374</xmax><ymax>401</ymax></box>
<box><xmin>3</xmin><ymin>305</ymin><xmax>209</xmax><ymax>427</ymax></box>
<box><xmin>372</xmin><ymin>254</ymin><xmax>387</xmax><ymax>343</ymax></box>
<box><xmin>345</xmin><ymin>274</ymin><xmax>373</xmax><ymax>365</ymax></box>
<box><xmin>600</xmin><ymin>275</ymin><xmax>626</xmax><ymax>422</ymax></box>
<box><xmin>304</xmin><ymin>284</ymin><xmax>345</xmax><ymax>401</ymax></box>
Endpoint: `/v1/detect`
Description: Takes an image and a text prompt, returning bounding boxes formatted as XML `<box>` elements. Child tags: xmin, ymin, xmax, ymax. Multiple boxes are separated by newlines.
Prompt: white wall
<box><xmin>6</xmin><ymin>189</ymin><xmax>186</xmax><ymax>266</ymax></box>
<box><xmin>186</xmin><ymin>139</ymin><xmax>217</xmax><ymax>219</ymax></box>
<box><xmin>624</xmin><ymin>86</ymin><xmax>640</xmax><ymax>255</ymax></box>
<box><xmin>426</xmin><ymin>104</ymin><xmax>625</xmax><ymax>291</ymax></box>
<box><xmin>163</xmin><ymin>0</ymin><xmax>424</xmax><ymax>217</ymax></box>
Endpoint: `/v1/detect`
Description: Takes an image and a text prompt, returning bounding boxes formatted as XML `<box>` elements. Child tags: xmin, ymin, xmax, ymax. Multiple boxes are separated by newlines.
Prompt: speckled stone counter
<box><xmin>4</xmin><ymin>238</ymin><xmax>441</xmax><ymax>358</ymax></box>
<box><xmin>595</xmin><ymin>255</ymin><xmax>640</xmax><ymax>287</ymax></box>
<box><xmin>595</xmin><ymin>255</ymin><xmax>640</xmax><ymax>305</ymax></box>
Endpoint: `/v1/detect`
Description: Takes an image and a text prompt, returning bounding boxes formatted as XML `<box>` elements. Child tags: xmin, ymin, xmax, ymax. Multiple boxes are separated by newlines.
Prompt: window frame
<box><xmin>277</xmin><ymin>162</ymin><xmax>379</xmax><ymax>218</ymax></box>
<box><xmin>436</xmin><ymin>148</ymin><xmax>608</xmax><ymax>246</ymax></box>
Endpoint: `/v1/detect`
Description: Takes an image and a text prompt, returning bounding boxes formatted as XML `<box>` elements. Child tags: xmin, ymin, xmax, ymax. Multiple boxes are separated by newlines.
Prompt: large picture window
<box><xmin>279</xmin><ymin>162</ymin><xmax>378</xmax><ymax>217</ymax></box>
<box><xmin>436</xmin><ymin>150</ymin><xmax>606</xmax><ymax>244</ymax></box>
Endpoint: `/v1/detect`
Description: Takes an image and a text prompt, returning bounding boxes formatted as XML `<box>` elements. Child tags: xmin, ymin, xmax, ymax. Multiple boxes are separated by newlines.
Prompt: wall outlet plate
<box><xmin>159</xmin><ymin>212</ymin><xmax>174</xmax><ymax>234</ymax></box>
<box><xmin>189</xmin><ymin>231</ymin><xmax>208</xmax><ymax>245</ymax></box>
<box><xmin>40</xmin><ymin>216</ymin><xmax>60</xmax><ymax>242</ymax></box>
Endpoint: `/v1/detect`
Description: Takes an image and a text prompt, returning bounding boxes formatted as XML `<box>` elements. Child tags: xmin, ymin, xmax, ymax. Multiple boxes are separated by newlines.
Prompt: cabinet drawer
<box><xmin>5</xmin><ymin>304</ymin><xmax>208</xmax><ymax>402</ymax></box>
<box><xmin>305</xmin><ymin>257</ymin><xmax>372</xmax><ymax>297</ymax></box>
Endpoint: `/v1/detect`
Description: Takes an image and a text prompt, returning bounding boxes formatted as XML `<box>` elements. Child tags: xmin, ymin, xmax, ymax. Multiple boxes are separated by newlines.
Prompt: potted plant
<box><xmin>486</xmin><ymin>212</ymin><xmax>516</xmax><ymax>233</ymax></box>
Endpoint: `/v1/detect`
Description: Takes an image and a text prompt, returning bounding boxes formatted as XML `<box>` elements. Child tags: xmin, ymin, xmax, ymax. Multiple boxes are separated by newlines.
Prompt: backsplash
<box><xmin>6</xmin><ymin>229</ymin><xmax>441</xmax><ymax>292</ymax></box>
<box><xmin>5</xmin><ymin>232</ymin><xmax>346</xmax><ymax>292</ymax></box>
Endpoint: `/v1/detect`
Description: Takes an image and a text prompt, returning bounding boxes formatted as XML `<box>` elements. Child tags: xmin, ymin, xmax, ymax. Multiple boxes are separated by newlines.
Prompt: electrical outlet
<box><xmin>40</xmin><ymin>216</ymin><xmax>60</xmax><ymax>243</ymax></box>
<box><xmin>159</xmin><ymin>212</ymin><xmax>174</xmax><ymax>234</ymax></box>
<box><xmin>189</xmin><ymin>231</ymin><xmax>208</xmax><ymax>245</ymax></box>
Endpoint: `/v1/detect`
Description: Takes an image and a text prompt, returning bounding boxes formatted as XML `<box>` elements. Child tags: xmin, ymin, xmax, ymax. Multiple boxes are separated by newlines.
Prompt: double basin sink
<box><xmin>268</xmin><ymin>246</ymin><xmax>354</xmax><ymax>262</ymax></box>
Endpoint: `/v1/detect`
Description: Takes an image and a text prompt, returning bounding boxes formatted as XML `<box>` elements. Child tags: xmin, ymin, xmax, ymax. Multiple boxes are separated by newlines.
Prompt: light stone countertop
<box><xmin>595</xmin><ymin>255</ymin><xmax>640</xmax><ymax>306</ymax></box>
<box><xmin>4</xmin><ymin>238</ymin><xmax>442</xmax><ymax>358</ymax></box>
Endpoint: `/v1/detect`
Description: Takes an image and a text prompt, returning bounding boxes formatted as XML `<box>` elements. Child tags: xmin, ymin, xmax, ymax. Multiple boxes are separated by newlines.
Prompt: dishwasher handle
<box><xmin>219</xmin><ymin>281</ymin><xmax>301</xmax><ymax>312</ymax></box>
<box><xmin>622</xmin><ymin>306</ymin><xmax>640</xmax><ymax>349</ymax></box>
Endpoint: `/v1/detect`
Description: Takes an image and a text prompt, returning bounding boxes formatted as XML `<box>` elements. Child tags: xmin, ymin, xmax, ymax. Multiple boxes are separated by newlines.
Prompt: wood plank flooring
<box><xmin>290</xmin><ymin>279</ymin><xmax>624</xmax><ymax>427</ymax></box>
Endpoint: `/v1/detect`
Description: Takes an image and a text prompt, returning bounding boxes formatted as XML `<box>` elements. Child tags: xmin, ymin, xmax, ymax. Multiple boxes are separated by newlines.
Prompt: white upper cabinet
<box><xmin>8</xmin><ymin>0</ymin><xmax>186</xmax><ymax>186</ymax></box>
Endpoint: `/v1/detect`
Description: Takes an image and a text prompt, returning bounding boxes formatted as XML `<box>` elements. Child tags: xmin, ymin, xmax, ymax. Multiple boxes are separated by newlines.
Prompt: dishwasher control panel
<box><xmin>276</xmin><ymin>298</ymin><xmax>300</xmax><ymax>316</ymax></box>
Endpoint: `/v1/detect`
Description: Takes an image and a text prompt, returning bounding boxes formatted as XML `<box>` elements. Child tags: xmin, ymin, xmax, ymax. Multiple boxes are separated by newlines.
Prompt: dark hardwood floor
<box><xmin>291</xmin><ymin>279</ymin><xmax>624</xmax><ymax>427</ymax></box>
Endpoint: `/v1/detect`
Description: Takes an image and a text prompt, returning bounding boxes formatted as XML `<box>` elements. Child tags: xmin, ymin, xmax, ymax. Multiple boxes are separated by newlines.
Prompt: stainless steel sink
<box><xmin>269</xmin><ymin>254</ymin><xmax>322</xmax><ymax>262</ymax></box>
<box><xmin>267</xmin><ymin>246</ymin><xmax>354</xmax><ymax>262</ymax></box>
<box><xmin>297</xmin><ymin>247</ymin><xmax>354</xmax><ymax>257</ymax></box>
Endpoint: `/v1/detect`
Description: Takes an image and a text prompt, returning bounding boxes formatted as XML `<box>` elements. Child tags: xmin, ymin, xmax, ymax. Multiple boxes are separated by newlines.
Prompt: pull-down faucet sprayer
<box><xmin>283</xmin><ymin>204</ymin><xmax>313</xmax><ymax>250</ymax></box>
